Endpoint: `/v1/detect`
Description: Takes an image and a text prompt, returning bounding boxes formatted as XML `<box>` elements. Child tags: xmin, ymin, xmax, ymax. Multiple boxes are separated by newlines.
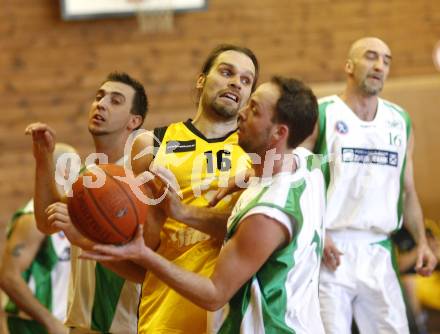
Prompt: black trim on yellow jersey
<box><xmin>183</xmin><ymin>119</ymin><xmax>237</xmax><ymax>143</ymax></box>
<box><xmin>153</xmin><ymin>126</ymin><xmax>168</xmax><ymax>156</ymax></box>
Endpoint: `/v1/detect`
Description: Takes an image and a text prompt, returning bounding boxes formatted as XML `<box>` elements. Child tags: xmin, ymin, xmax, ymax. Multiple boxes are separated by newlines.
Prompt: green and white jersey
<box><xmin>315</xmin><ymin>95</ymin><xmax>410</xmax><ymax>234</ymax></box>
<box><xmin>65</xmin><ymin>157</ymin><xmax>141</xmax><ymax>333</ymax></box>
<box><xmin>210</xmin><ymin>149</ymin><xmax>326</xmax><ymax>334</ymax></box>
<box><xmin>5</xmin><ymin>199</ymin><xmax>71</xmax><ymax>322</ymax></box>
<box><xmin>65</xmin><ymin>246</ymin><xmax>140</xmax><ymax>333</ymax></box>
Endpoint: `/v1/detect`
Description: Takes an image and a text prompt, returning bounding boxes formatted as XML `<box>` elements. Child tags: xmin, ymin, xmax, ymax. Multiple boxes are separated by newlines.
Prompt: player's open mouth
<box><xmin>92</xmin><ymin>114</ymin><xmax>105</xmax><ymax>122</ymax></box>
<box><xmin>368</xmin><ymin>75</ymin><xmax>382</xmax><ymax>81</ymax></box>
<box><xmin>220</xmin><ymin>92</ymin><xmax>239</xmax><ymax>103</ymax></box>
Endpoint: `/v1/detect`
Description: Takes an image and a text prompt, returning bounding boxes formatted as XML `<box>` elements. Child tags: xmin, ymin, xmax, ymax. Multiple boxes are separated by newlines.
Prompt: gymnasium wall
<box><xmin>1</xmin><ymin>0</ymin><xmax>440</xmax><ymax>224</ymax></box>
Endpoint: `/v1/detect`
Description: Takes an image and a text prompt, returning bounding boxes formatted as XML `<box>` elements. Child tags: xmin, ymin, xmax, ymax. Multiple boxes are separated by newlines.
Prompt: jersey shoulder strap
<box><xmin>153</xmin><ymin>125</ymin><xmax>169</xmax><ymax>156</ymax></box>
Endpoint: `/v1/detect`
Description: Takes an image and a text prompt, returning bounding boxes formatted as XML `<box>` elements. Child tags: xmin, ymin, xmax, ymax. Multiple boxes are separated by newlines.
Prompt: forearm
<box><xmin>0</xmin><ymin>270</ymin><xmax>58</xmax><ymax>329</ymax></box>
<box><xmin>403</xmin><ymin>191</ymin><xmax>427</xmax><ymax>245</ymax></box>
<box><xmin>99</xmin><ymin>260</ymin><xmax>146</xmax><ymax>283</ymax></box>
<box><xmin>34</xmin><ymin>157</ymin><xmax>62</xmax><ymax>234</ymax></box>
<box><xmin>134</xmin><ymin>248</ymin><xmax>224</xmax><ymax>311</ymax></box>
<box><xmin>177</xmin><ymin>205</ymin><xmax>230</xmax><ymax>240</ymax></box>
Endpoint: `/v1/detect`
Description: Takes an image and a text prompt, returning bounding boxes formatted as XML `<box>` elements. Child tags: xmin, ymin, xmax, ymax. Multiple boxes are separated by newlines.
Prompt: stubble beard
<box><xmin>211</xmin><ymin>99</ymin><xmax>239</xmax><ymax>119</ymax></box>
<box><xmin>360</xmin><ymin>77</ymin><xmax>384</xmax><ymax>96</ymax></box>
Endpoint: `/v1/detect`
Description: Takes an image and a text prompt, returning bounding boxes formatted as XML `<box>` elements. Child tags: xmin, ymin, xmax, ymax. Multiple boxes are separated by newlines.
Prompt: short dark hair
<box><xmin>271</xmin><ymin>76</ymin><xmax>318</xmax><ymax>149</ymax></box>
<box><xmin>105</xmin><ymin>72</ymin><xmax>148</xmax><ymax>129</ymax></box>
<box><xmin>200</xmin><ymin>44</ymin><xmax>259</xmax><ymax>92</ymax></box>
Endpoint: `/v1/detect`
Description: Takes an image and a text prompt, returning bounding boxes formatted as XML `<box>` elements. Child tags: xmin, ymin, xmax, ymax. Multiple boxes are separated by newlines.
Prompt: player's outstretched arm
<box><xmin>81</xmin><ymin>214</ymin><xmax>289</xmax><ymax>310</ymax></box>
<box><xmin>25</xmin><ymin>123</ymin><xmax>63</xmax><ymax>235</ymax></box>
<box><xmin>149</xmin><ymin>166</ymin><xmax>231</xmax><ymax>240</ymax></box>
<box><xmin>208</xmin><ymin>168</ymin><xmax>255</xmax><ymax>207</ymax></box>
<box><xmin>46</xmin><ymin>202</ymin><xmax>147</xmax><ymax>283</ymax></box>
<box><xmin>0</xmin><ymin>214</ymin><xmax>68</xmax><ymax>334</ymax></box>
<box><xmin>403</xmin><ymin>131</ymin><xmax>437</xmax><ymax>276</ymax></box>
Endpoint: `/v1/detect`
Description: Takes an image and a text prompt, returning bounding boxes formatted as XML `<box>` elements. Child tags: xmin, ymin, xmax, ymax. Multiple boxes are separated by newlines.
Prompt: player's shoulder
<box><xmin>380</xmin><ymin>97</ymin><xmax>411</xmax><ymax>126</ymax></box>
<box><xmin>380</xmin><ymin>98</ymin><xmax>408</xmax><ymax>115</ymax></box>
<box><xmin>318</xmin><ymin>94</ymin><xmax>339</xmax><ymax>105</ymax></box>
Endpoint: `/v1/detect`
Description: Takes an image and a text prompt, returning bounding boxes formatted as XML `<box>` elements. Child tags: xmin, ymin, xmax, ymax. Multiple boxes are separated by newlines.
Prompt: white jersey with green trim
<box><xmin>315</xmin><ymin>95</ymin><xmax>410</xmax><ymax>234</ymax></box>
<box><xmin>65</xmin><ymin>158</ymin><xmax>141</xmax><ymax>334</ymax></box>
<box><xmin>209</xmin><ymin>149</ymin><xmax>326</xmax><ymax>334</ymax></box>
<box><xmin>5</xmin><ymin>199</ymin><xmax>71</xmax><ymax>321</ymax></box>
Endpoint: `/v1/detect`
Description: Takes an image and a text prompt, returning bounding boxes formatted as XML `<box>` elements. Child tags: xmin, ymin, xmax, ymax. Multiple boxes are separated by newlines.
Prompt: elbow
<box><xmin>204</xmin><ymin>299</ymin><xmax>226</xmax><ymax>312</ymax></box>
<box><xmin>200</xmin><ymin>292</ymin><xmax>228</xmax><ymax>312</ymax></box>
<box><xmin>34</xmin><ymin>217</ymin><xmax>56</xmax><ymax>235</ymax></box>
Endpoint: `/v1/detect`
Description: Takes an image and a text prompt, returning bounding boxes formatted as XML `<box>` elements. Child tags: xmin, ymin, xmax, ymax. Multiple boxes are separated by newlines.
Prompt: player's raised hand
<box><xmin>25</xmin><ymin>122</ymin><xmax>56</xmax><ymax>161</ymax></box>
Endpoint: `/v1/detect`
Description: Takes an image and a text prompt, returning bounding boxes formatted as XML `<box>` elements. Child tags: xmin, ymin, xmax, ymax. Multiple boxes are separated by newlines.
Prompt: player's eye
<box><xmin>241</xmin><ymin>76</ymin><xmax>251</xmax><ymax>86</ymax></box>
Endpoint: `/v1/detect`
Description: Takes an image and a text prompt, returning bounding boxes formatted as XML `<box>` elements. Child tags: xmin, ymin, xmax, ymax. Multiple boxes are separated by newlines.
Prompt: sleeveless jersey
<box><xmin>138</xmin><ymin>120</ymin><xmax>250</xmax><ymax>333</ymax></box>
<box><xmin>315</xmin><ymin>95</ymin><xmax>410</xmax><ymax>234</ymax></box>
<box><xmin>5</xmin><ymin>199</ymin><xmax>71</xmax><ymax>322</ymax></box>
<box><xmin>210</xmin><ymin>148</ymin><xmax>326</xmax><ymax>334</ymax></box>
<box><xmin>65</xmin><ymin>159</ymin><xmax>140</xmax><ymax>334</ymax></box>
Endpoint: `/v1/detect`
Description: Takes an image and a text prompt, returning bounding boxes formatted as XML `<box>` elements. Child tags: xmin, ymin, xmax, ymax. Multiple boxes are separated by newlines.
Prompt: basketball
<box><xmin>67</xmin><ymin>164</ymin><xmax>147</xmax><ymax>244</ymax></box>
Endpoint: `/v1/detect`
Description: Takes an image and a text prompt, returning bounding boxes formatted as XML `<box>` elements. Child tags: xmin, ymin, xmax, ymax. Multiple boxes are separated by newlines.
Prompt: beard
<box><xmin>211</xmin><ymin>99</ymin><xmax>240</xmax><ymax>119</ymax></box>
<box><xmin>359</xmin><ymin>76</ymin><xmax>384</xmax><ymax>96</ymax></box>
<box><xmin>238</xmin><ymin>126</ymin><xmax>271</xmax><ymax>155</ymax></box>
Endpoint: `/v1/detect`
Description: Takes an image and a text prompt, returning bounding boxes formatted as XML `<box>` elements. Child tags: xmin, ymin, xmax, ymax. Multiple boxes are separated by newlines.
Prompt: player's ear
<box><xmin>345</xmin><ymin>59</ymin><xmax>354</xmax><ymax>74</ymax></box>
<box><xmin>196</xmin><ymin>74</ymin><xmax>206</xmax><ymax>89</ymax></box>
<box><xmin>128</xmin><ymin>114</ymin><xmax>143</xmax><ymax>131</ymax></box>
<box><xmin>273</xmin><ymin>124</ymin><xmax>288</xmax><ymax>143</ymax></box>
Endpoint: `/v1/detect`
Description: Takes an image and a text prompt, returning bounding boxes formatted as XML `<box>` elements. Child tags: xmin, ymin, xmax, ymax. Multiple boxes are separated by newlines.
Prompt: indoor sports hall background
<box><xmin>0</xmin><ymin>0</ymin><xmax>439</xmax><ymax>331</ymax></box>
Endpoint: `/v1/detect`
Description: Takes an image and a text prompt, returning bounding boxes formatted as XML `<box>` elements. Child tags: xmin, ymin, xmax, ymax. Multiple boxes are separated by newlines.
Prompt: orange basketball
<box><xmin>67</xmin><ymin>164</ymin><xmax>147</xmax><ymax>244</ymax></box>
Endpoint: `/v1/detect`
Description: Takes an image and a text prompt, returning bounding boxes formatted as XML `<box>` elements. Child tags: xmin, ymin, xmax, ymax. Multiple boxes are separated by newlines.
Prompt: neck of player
<box><xmin>192</xmin><ymin>105</ymin><xmax>237</xmax><ymax>139</ymax></box>
<box><xmin>93</xmin><ymin>135</ymin><xmax>128</xmax><ymax>163</ymax></box>
<box><xmin>340</xmin><ymin>87</ymin><xmax>379</xmax><ymax>122</ymax></box>
<box><xmin>253</xmin><ymin>149</ymin><xmax>298</xmax><ymax>179</ymax></box>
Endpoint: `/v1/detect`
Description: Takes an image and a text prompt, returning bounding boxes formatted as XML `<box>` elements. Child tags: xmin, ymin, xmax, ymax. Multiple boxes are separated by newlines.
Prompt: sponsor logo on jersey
<box><xmin>387</xmin><ymin>119</ymin><xmax>403</xmax><ymax>129</ymax></box>
<box><xmin>166</xmin><ymin>140</ymin><xmax>196</xmax><ymax>153</ymax></box>
<box><xmin>335</xmin><ymin>121</ymin><xmax>349</xmax><ymax>134</ymax></box>
<box><xmin>341</xmin><ymin>148</ymin><xmax>398</xmax><ymax>167</ymax></box>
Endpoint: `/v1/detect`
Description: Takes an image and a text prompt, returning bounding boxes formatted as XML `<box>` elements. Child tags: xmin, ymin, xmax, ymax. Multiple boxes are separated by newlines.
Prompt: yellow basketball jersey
<box><xmin>138</xmin><ymin>120</ymin><xmax>250</xmax><ymax>334</ymax></box>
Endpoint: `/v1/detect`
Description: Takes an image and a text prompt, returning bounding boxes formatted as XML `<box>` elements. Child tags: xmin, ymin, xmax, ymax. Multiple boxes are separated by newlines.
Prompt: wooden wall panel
<box><xmin>1</xmin><ymin>0</ymin><xmax>440</xmax><ymax>224</ymax></box>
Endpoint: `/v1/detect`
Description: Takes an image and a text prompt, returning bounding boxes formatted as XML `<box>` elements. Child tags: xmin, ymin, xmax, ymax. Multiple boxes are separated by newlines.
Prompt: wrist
<box><xmin>176</xmin><ymin>203</ymin><xmax>191</xmax><ymax>222</ymax></box>
<box><xmin>133</xmin><ymin>244</ymin><xmax>153</xmax><ymax>265</ymax></box>
<box><xmin>35</xmin><ymin>152</ymin><xmax>53</xmax><ymax>165</ymax></box>
<box><xmin>416</xmin><ymin>234</ymin><xmax>428</xmax><ymax>246</ymax></box>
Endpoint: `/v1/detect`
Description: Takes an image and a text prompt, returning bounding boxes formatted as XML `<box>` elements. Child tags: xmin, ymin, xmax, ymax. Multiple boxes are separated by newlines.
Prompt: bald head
<box><xmin>345</xmin><ymin>37</ymin><xmax>392</xmax><ymax>96</ymax></box>
<box><xmin>348</xmin><ymin>37</ymin><xmax>391</xmax><ymax>61</ymax></box>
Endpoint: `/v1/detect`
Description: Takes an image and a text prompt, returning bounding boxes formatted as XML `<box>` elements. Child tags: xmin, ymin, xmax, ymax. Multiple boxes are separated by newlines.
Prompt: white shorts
<box><xmin>319</xmin><ymin>229</ymin><xmax>409</xmax><ymax>334</ymax></box>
